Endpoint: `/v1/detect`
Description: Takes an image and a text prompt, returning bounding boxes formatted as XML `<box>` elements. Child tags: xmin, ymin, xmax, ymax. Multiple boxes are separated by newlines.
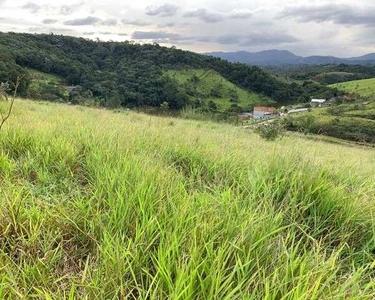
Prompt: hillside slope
<box><xmin>265</xmin><ymin>64</ymin><xmax>375</xmax><ymax>85</ymax></box>
<box><xmin>285</xmin><ymin>102</ymin><xmax>375</xmax><ymax>143</ymax></box>
<box><xmin>0</xmin><ymin>32</ymin><xmax>337</xmax><ymax>107</ymax></box>
<box><xmin>330</xmin><ymin>78</ymin><xmax>375</xmax><ymax>97</ymax></box>
<box><xmin>166</xmin><ymin>69</ymin><xmax>274</xmax><ymax>109</ymax></box>
<box><xmin>0</xmin><ymin>99</ymin><xmax>374</xmax><ymax>298</ymax></box>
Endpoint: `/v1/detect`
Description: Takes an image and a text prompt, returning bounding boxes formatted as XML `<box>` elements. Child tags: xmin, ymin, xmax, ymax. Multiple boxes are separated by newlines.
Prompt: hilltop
<box><xmin>0</xmin><ymin>99</ymin><xmax>374</xmax><ymax>298</ymax></box>
<box><xmin>0</xmin><ymin>32</ymin><xmax>337</xmax><ymax>109</ymax></box>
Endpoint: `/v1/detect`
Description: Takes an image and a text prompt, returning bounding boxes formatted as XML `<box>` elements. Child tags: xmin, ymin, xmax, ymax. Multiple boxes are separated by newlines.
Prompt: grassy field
<box><xmin>167</xmin><ymin>69</ymin><xmax>274</xmax><ymax>109</ymax></box>
<box><xmin>285</xmin><ymin>102</ymin><xmax>375</xmax><ymax>143</ymax></box>
<box><xmin>26</xmin><ymin>69</ymin><xmax>66</xmax><ymax>84</ymax></box>
<box><xmin>26</xmin><ymin>69</ymin><xmax>69</xmax><ymax>101</ymax></box>
<box><xmin>0</xmin><ymin>99</ymin><xmax>375</xmax><ymax>298</ymax></box>
<box><xmin>330</xmin><ymin>78</ymin><xmax>375</xmax><ymax>97</ymax></box>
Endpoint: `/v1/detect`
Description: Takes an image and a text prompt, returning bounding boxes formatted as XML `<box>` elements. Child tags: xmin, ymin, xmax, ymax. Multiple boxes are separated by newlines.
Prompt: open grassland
<box><xmin>330</xmin><ymin>78</ymin><xmax>375</xmax><ymax>97</ymax></box>
<box><xmin>1</xmin><ymin>100</ymin><xmax>375</xmax><ymax>299</ymax></box>
<box><xmin>167</xmin><ymin>69</ymin><xmax>274</xmax><ymax>109</ymax></box>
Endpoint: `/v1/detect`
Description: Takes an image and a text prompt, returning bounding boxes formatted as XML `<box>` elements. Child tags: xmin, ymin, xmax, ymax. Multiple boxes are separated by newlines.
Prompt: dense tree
<box><xmin>0</xmin><ymin>32</ymin><xmax>339</xmax><ymax>108</ymax></box>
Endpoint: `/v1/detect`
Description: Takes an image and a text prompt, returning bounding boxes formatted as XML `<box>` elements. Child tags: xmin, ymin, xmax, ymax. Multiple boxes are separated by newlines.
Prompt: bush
<box><xmin>254</xmin><ymin>121</ymin><xmax>285</xmax><ymax>141</ymax></box>
<box><xmin>106</xmin><ymin>95</ymin><xmax>122</xmax><ymax>108</ymax></box>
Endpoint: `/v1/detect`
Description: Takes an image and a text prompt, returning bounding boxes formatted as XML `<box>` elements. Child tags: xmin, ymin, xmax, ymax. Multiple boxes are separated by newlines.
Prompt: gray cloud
<box><xmin>60</xmin><ymin>3</ymin><xmax>84</xmax><ymax>16</ymax></box>
<box><xmin>64</xmin><ymin>16</ymin><xmax>101</xmax><ymax>26</ymax></box>
<box><xmin>22</xmin><ymin>2</ymin><xmax>42</xmax><ymax>14</ymax></box>
<box><xmin>240</xmin><ymin>33</ymin><xmax>299</xmax><ymax>46</ymax></box>
<box><xmin>122</xmin><ymin>19</ymin><xmax>151</xmax><ymax>26</ymax></box>
<box><xmin>183</xmin><ymin>9</ymin><xmax>223</xmax><ymax>23</ymax></box>
<box><xmin>146</xmin><ymin>3</ymin><xmax>179</xmax><ymax>17</ymax></box>
<box><xmin>351</xmin><ymin>29</ymin><xmax>375</xmax><ymax>44</ymax></box>
<box><xmin>0</xmin><ymin>0</ymin><xmax>6</xmax><ymax>5</ymax></box>
<box><xmin>131</xmin><ymin>29</ymin><xmax>298</xmax><ymax>47</ymax></box>
<box><xmin>101</xmin><ymin>19</ymin><xmax>117</xmax><ymax>26</ymax></box>
<box><xmin>83</xmin><ymin>32</ymin><xmax>95</xmax><ymax>36</ymax></box>
<box><xmin>132</xmin><ymin>31</ymin><xmax>182</xmax><ymax>40</ymax></box>
<box><xmin>42</xmin><ymin>19</ymin><xmax>58</xmax><ymax>24</ymax></box>
<box><xmin>228</xmin><ymin>9</ymin><xmax>253</xmax><ymax>19</ymax></box>
<box><xmin>99</xmin><ymin>31</ymin><xmax>112</xmax><ymax>35</ymax></box>
<box><xmin>206</xmin><ymin>32</ymin><xmax>298</xmax><ymax>46</ymax></box>
<box><xmin>279</xmin><ymin>4</ymin><xmax>375</xmax><ymax>27</ymax></box>
<box><xmin>158</xmin><ymin>22</ymin><xmax>175</xmax><ymax>28</ymax></box>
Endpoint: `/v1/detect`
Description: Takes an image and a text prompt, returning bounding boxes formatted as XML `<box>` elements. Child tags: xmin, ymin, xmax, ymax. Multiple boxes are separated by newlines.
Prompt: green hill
<box><xmin>330</xmin><ymin>78</ymin><xmax>375</xmax><ymax>97</ymax></box>
<box><xmin>0</xmin><ymin>32</ymin><xmax>337</xmax><ymax>108</ymax></box>
<box><xmin>167</xmin><ymin>69</ymin><xmax>274</xmax><ymax>109</ymax></box>
<box><xmin>0</xmin><ymin>99</ymin><xmax>375</xmax><ymax>298</ymax></box>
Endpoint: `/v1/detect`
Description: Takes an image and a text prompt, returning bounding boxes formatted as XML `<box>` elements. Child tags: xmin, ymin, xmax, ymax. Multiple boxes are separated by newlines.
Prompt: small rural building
<box><xmin>253</xmin><ymin>106</ymin><xmax>277</xmax><ymax>119</ymax></box>
<box><xmin>288</xmin><ymin>108</ymin><xmax>309</xmax><ymax>114</ymax></box>
<box><xmin>310</xmin><ymin>99</ymin><xmax>326</xmax><ymax>107</ymax></box>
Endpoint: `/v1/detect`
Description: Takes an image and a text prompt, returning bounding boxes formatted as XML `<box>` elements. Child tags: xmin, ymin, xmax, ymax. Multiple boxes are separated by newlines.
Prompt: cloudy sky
<box><xmin>0</xmin><ymin>0</ymin><xmax>374</xmax><ymax>57</ymax></box>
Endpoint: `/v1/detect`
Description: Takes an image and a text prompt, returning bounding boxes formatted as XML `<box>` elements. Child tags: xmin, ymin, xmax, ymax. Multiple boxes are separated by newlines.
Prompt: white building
<box><xmin>310</xmin><ymin>99</ymin><xmax>326</xmax><ymax>107</ymax></box>
<box><xmin>288</xmin><ymin>108</ymin><xmax>309</xmax><ymax>114</ymax></box>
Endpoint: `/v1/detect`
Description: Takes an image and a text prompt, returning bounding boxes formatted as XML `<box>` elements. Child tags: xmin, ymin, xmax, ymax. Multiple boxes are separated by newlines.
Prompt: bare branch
<box><xmin>0</xmin><ymin>76</ymin><xmax>23</xmax><ymax>133</ymax></box>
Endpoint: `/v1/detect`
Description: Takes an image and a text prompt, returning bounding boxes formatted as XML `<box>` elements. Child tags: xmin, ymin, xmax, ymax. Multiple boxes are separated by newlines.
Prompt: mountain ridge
<box><xmin>204</xmin><ymin>50</ymin><xmax>375</xmax><ymax>66</ymax></box>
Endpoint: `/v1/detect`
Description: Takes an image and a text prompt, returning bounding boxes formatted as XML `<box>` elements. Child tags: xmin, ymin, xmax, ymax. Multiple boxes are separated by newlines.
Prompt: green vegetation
<box><xmin>284</xmin><ymin>102</ymin><xmax>375</xmax><ymax>143</ymax></box>
<box><xmin>167</xmin><ymin>69</ymin><xmax>273</xmax><ymax>110</ymax></box>
<box><xmin>0</xmin><ymin>99</ymin><xmax>375</xmax><ymax>298</ymax></box>
<box><xmin>254</xmin><ymin>120</ymin><xmax>286</xmax><ymax>141</ymax></box>
<box><xmin>273</xmin><ymin>64</ymin><xmax>375</xmax><ymax>143</ymax></box>
<box><xmin>0</xmin><ymin>32</ymin><xmax>338</xmax><ymax>108</ymax></box>
<box><xmin>330</xmin><ymin>78</ymin><xmax>375</xmax><ymax>97</ymax></box>
<box><xmin>265</xmin><ymin>64</ymin><xmax>375</xmax><ymax>85</ymax></box>
<box><xmin>26</xmin><ymin>69</ymin><xmax>69</xmax><ymax>101</ymax></box>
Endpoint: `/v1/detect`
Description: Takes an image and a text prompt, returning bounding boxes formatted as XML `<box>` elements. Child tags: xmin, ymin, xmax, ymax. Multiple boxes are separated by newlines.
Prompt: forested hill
<box><xmin>0</xmin><ymin>32</ymin><xmax>337</xmax><ymax>108</ymax></box>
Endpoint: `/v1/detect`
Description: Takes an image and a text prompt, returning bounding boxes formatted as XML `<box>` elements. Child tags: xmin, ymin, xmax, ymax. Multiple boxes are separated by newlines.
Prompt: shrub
<box><xmin>254</xmin><ymin>121</ymin><xmax>285</xmax><ymax>141</ymax></box>
<box><xmin>106</xmin><ymin>95</ymin><xmax>122</xmax><ymax>108</ymax></box>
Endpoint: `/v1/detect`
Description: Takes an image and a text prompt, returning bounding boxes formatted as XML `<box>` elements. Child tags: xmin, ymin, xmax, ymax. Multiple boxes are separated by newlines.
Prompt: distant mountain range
<box><xmin>204</xmin><ymin>50</ymin><xmax>375</xmax><ymax>66</ymax></box>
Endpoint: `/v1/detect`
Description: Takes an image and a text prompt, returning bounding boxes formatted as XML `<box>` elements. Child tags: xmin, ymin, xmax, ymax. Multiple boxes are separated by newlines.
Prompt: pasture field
<box><xmin>167</xmin><ymin>69</ymin><xmax>274</xmax><ymax>109</ymax></box>
<box><xmin>330</xmin><ymin>77</ymin><xmax>375</xmax><ymax>97</ymax></box>
<box><xmin>0</xmin><ymin>99</ymin><xmax>375</xmax><ymax>298</ymax></box>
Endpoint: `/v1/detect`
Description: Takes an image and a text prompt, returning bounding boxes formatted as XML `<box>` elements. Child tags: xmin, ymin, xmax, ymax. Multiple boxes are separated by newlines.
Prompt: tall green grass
<box><xmin>330</xmin><ymin>77</ymin><xmax>375</xmax><ymax>97</ymax></box>
<box><xmin>0</xmin><ymin>100</ymin><xmax>374</xmax><ymax>298</ymax></box>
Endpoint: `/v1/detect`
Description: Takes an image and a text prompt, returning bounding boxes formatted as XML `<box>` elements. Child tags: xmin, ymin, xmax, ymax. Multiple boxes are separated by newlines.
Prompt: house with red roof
<box><xmin>253</xmin><ymin>106</ymin><xmax>277</xmax><ymax>119</ymax></box>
